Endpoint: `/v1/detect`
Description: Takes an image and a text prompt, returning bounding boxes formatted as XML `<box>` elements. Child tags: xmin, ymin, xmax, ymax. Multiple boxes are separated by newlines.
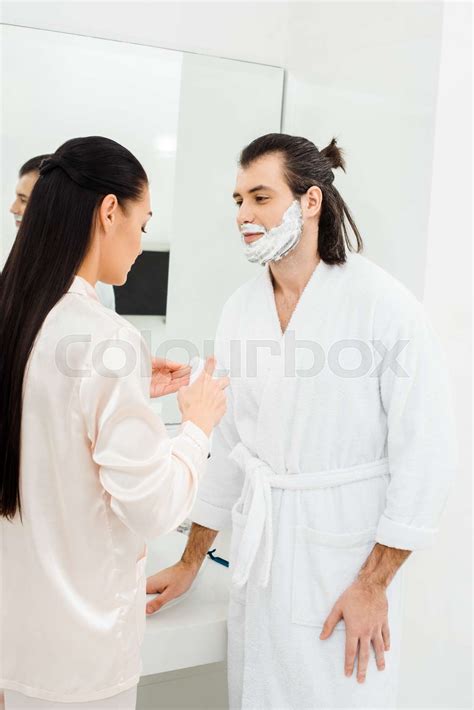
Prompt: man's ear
<box><xmin>302</xmin><ymin>185</ymin><xmax>322</xmax><ymax>219</ymax></box>
<box><xmin>97</xmin><ymin>194</ymin><xmax>119</xmax><ymax>233</ymax></box>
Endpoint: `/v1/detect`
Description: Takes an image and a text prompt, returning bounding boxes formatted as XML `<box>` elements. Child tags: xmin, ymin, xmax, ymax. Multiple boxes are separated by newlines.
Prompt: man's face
<box><xmin>233</xmin><ymin>152</ymin><xmax>296</xmax><ymax>245</ymax></box>
<box><xmin>10</xmin><ymin>171</ymin><xmax>39</xmax><ymax>229</ymax></box>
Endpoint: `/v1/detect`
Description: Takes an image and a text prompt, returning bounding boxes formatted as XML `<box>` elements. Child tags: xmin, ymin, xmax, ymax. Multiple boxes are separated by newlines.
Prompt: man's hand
<box><xmin>319</xmin><ymin>542</ymin><xmax>410</xmax><ymax>683</ymax></box>
<box><xmin>146</xmin><ymin>560</ymin><xmax>199</xmax><ymax>614</ymax></box>
<box><xmin>146</xmin><ymin>524</ymin><xmax>218</xmax><ymax>614</ymax></box>
<box><xmin>150</xmin><ymin>358</ymin><xmax>191</xmax><ymax>398</ymax></box>
<box><xmin>319</xmin><ymin>579</ymin><xmax>390</xmax><ymax>683</ymax></box>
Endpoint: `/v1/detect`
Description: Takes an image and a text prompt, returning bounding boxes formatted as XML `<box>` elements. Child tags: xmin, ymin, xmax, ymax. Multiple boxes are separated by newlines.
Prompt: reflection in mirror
<box><xmin>1</xmin><ymin>25</ymin><xmax>284</xmax><ymax>422</ymax></box>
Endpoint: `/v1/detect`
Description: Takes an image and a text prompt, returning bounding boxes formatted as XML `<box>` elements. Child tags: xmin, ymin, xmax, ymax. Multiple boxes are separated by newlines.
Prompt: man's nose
<box><xmin>237</xmin><ymin>205</ymin><xmax>255</xmax><ymax>227</ymax></box>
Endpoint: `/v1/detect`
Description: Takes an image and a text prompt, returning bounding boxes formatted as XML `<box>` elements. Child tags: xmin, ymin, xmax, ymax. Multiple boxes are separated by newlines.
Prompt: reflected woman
<box><xmin>0</xmin><ymin>136</ymin><xmax>228</xmax><ymax>710</ymax></box>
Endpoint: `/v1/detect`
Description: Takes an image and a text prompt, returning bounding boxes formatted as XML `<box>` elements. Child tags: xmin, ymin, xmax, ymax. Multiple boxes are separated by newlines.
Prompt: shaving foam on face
<box><xmin>240</xmin><ymin>200</ymin><xmax>303</xmax><ymax>265</ymax></box>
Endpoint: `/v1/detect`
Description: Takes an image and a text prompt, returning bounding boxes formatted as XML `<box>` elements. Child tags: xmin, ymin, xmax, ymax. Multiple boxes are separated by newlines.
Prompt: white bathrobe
<box><xmin>191</xmin><ymin>251</ymin><xmax>456</xmax><ymax>709</ymax></box>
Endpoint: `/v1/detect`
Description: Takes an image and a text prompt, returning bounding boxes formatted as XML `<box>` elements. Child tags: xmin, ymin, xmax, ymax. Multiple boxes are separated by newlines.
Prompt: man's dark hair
<box><xmin>19</xmin><ymin>154</ymin><xmax>51</xmax><ymax>177</ymax></box>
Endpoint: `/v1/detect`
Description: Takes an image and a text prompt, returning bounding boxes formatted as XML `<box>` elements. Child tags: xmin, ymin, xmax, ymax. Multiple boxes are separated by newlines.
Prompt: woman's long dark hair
<box><xmin>239</xmin><ymin>133</ymin><xmax>363</xmax><ymax>264</ymax></box>
<box><xmin>0</xmin><ymin>136</ymin><xmax>148</xmax><ymax>520</ymax></box>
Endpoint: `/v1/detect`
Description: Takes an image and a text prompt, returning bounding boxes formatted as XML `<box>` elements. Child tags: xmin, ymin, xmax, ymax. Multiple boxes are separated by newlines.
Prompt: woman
<box><xmin>0</xmin><ymin>136</ymin><xmax>228</xmax><ymax>709</ymax></box>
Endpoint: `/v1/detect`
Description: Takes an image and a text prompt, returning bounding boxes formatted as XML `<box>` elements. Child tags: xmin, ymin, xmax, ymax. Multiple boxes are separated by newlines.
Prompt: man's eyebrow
<box><xmin>232</xmin><ymin>185</ymin><xmax>274</xmax><ymax>199</ymax></box>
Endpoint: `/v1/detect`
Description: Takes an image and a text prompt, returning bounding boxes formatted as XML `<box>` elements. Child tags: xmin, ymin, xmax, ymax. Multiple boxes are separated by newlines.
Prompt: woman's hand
<box><xmin>177</xmin><ymin>357</ymin><xmax>229</xmax><ymax>436</ymax></box>
<box><xmin>150</xmin><ymin>357</ymin><xmax>191</xmax><ymax>398</ymax></box>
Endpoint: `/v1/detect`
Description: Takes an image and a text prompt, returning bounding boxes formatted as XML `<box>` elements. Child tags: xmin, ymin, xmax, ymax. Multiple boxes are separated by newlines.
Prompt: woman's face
<box><xmin>98</xmin><ymin>185</ymin><xmax>152</xmax><ymax>286</ymax></box>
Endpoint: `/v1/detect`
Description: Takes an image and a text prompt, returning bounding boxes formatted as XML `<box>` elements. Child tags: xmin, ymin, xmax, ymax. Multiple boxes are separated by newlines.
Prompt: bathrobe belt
<box><xmin>229</xmin><ymin>443</ymin><xmax>390</xmax><ymax>589</ymax></box>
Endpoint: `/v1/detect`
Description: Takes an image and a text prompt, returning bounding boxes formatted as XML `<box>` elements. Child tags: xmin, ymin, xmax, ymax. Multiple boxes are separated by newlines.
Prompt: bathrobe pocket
<box><xmin>292</xmin><ymin>526</ymin><xmax>377</xmax><ymax>629</ymax></box>
<box><xmin>229</xmin><ymin>504</ymin><xmax>248</xmax><ymax>605</ymax></box>
<box><xmin>135</xmin><ymin>555</ymin><xmax>147</xmax><ymax>644</ymax></box>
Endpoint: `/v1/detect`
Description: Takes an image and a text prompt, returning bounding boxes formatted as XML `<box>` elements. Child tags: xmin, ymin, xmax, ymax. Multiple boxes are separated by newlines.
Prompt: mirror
<box><xmin>1</xmin><ymin>25</ymin><xmax>284</xmax><ymax>421</ymax></box>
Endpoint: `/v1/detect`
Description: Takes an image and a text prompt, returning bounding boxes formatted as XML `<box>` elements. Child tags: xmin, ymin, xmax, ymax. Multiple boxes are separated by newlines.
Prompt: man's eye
<box><xmin>255</xmin><ymin>196</ymin><xmax>268</xmax><ymax>202</ymax></box>
<box><xmin>234</xmin><ymin>202</ymin><xmax>242</xmax><ymax>208</ymax></box>
<box><xmin>141</xmin><ymin>227</ymin><xmax>148</xmax><ymax>234</ymax></box>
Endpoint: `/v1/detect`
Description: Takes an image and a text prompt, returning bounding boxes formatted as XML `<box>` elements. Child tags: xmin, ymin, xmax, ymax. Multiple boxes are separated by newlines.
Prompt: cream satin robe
<box><xmin>0</xmin><ymin>276</ymin><xmax>209</xmax><ymax>703</ymax></box>
<box><xmin>191</xmin><ymin>251</ymin><xmax>456</xmax><ymax>709</ymax></box>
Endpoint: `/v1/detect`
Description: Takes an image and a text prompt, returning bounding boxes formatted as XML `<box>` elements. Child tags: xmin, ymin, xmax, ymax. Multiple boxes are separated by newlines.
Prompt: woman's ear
<box><xmin>302</xmin><ymin>185</ymin><xmax>322</xmax><ymax>219</ymax></box>
<box><xmin>97</xmin><ymin>194</ymin><xmax>119</xmax><ymax>233</ymax></box>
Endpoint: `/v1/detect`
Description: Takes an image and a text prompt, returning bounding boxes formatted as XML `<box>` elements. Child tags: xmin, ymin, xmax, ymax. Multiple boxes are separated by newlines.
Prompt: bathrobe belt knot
<box><xmin>229</xmin><ymin>443</ymin><xmax>390</xmax><ymax>589</ymax></box>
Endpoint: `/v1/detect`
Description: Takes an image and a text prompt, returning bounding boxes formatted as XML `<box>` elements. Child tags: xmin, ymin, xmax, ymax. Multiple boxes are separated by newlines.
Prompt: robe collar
<box><xmin>262</xmin><ymin>256</ymin><xmax>336</xmax><ymax>337</ymax></box>
<box><xmin>67</xmin><ymin>275</ymin><xmax>100</xmax><ymax>303</ymax></box>
<box><xmin>263</xmin><ymin>255</ymin><xmax>333</xmax><ymax>292</ymax></box>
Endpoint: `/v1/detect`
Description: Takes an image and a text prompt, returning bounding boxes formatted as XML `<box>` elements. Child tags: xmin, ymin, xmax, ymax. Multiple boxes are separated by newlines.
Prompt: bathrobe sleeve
<box><xmin>79</xmin><ymin>324</ymin><xmax>209</xmax><ymax>539</ymax></box>
<box><xmin>190</xmin><ymin>308</ymin><xmax>245</xmax><ymax>531</ymax></box>
<box><xmin>373</xmin><ymin>290</ymin><xmax>457</xmax><ymax>550</ymax></box>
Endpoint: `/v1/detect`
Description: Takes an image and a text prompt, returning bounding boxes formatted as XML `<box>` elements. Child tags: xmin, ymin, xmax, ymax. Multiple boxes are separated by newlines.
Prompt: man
<box><xmin>146</xmin><ymin>134</ymin><xmax>456</xmax><ymax>708</ymax></box>
<box><xmin>10</xmin><ymin>155</ymin><xmax>116</xmax><ymax>309</ymax></box>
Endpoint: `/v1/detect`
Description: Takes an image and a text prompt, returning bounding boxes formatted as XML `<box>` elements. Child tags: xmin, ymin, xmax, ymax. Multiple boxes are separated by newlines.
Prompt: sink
<box><xmin>141</xmin><ymin>529</ymin><xmax>230</xmax><ymax>676</ymax></box>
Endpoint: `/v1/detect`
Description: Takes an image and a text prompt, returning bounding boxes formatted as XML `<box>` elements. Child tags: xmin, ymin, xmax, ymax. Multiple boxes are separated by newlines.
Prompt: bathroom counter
<box><xmin>141</xmin><ymin>530</ymin><xmax>231</xmax><ymax>677</ymax></box>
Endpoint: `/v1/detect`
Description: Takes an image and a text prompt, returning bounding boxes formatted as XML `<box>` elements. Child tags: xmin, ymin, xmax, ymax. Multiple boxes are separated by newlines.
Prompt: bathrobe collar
<box><xmin>68</xmin><ymin>275</ymin><xmax>100</xmax><ymax>302</ymax></box>
<box><xmin>262</xmin><ymin>256</ymin><xmax>337</xmax><ymax>338</ymax></box>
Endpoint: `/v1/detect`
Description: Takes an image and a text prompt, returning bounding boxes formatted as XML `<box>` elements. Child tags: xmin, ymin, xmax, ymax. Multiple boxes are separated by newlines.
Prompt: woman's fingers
<box><xmin>218</xmin><ymin>376</ymin><xmax>230</xmax><ymax>389</ymax></box>
<box><xmin>162</xmin><ymin>380</ymin><xmax>189</xmax><ymax>396</ymax></box>
<box><xmin>168</xmin><ymin>373</ymin><xmax>191</xmax><ymax>388</ymax></box>
<box><xmin>152</xmin><ymin>357</ymin><xmax>190</xmax><ymax>373</ymax></box>
<box><xmin>203</xmin><ymin>356</ymin><xmax>216</xmax><ymax>377</ymax></box>
<box><xmin>170</xmin><ymin>365</ymin><xmax>192</xmax><ymax>379</ymax></box>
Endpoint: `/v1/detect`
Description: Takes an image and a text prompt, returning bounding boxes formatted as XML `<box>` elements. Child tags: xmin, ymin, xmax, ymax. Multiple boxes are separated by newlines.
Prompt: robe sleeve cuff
<box><xmin>375</xmin><ymin>513</ymin><xmax>437</xmax><ymax>550</ymax></box>
<box><xmin>171</xmin><ymin>421</ymin><xmax>210</xmax><ymax>475</ymax></box>
<box><xmin>190</xmin><ymin>498</ymin><xmax>232</xmax><ymax>532</ymax></box>
<box><xmin>181</xmin><ymin>421</ymin><xmax>210</xmax><ymax>456</ymax></box>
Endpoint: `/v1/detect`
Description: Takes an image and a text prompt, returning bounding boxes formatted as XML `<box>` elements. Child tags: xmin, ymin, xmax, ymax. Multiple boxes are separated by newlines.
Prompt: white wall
<box><xmin>404</xmin><ymin>4</ymin><xmax>471</xmax><ymax>708</ymax></box>
<box><xmin>2</xmin><ymin>2</ymin><xmax>471</xmax><ymax>707</ymax></box>
<box><xmin>283</xmin><ymin>1</ymin><xmax>443</xmax><ymax>298</ymax></box>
